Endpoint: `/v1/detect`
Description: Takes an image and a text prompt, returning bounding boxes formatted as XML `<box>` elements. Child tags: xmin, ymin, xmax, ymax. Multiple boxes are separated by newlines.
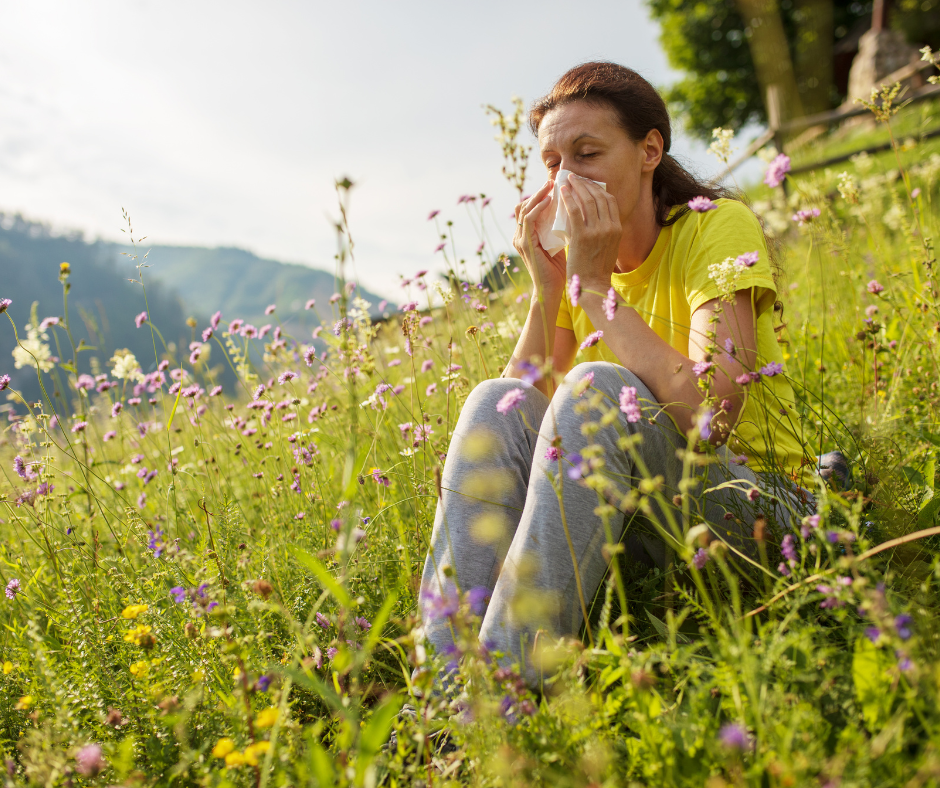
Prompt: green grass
<box><xmin>2</xmin><ymin>104</ymin><xmax>940</xmax><ymax>787</ymax></box>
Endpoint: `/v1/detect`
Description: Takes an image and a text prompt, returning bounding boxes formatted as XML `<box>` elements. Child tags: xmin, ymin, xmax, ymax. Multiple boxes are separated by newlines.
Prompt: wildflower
<box><xmin>708</xmin><ymin>127</ymin><xmax>735</xmax><ymax>162</ymax></box>
<box><xmin>355</xmin><ymin>616</ymin><xmax>371</xmax><ymax>631</ymax></box>
<box><xmin>580</xmin><ymin>330</ymin><xmax>603</xmax><ymax>349</ymax></box>
<box><xmin>75</xmin><ymin>744</ymin><xmax>106</xmax><ymax>777</ymax></box>
<box><xmin>315</xmin><ymin>612</ymin><xmax>329</xmax><ymax>629</ymax></box>
<box><xmin>14</xmin><ymin>695</ymin><xmax>32</xmax><ymax>710</ymax></box>
<box><xmin>719</xmin><ymin>723</ymin><xmax>749</xmax><ymax>750</ymax></box>
<box><xmin>496</xmin><ymin>388</ymin><xmax>526</xmax><ymax>414</ymax></box>
<box><xmin>792</xmin><ymin>207</ymin><xmax>821</xmax><ymax>225</ymax></box>
<box><xmin>778</xmin><ymin>562</ymin><xmax>791</xmax><ymax>576</ymax></box>
<box><xmin>255</xmin><ymin>707</ymin><xmax>279</xmax><ymax>729</ymax></box>
<box><xmin>602</xmin><ymin>287</ymin><xmax>618</xmax><ymax>320</ymax></box>
<box><xmin>122</xmin><ymin>604</ymin><xmax>148</xmax><ymax>619</ymax></box>
<box><xmin>568</xmin><ymin>274</ymin><xmax>581</xmax><ymax>307</ymax></box>
<box><xmin>135</xmin><ymin>311</ymin><xmax>148</xmax><ymax>328</ymax></box>
<box><xmin>421</xmin><ymin>359</ymin><xmax>434</xmax><ymax>373</ymax></box>
<box><xmin>693</xmin><ymin>360</ymin><xmax>713</xmax><ymax>377</ymax></box>
<box><xmin>38</xmin><ymin>316</ymin><xmax>60</xmax><ymax>330</ymax></box>
<box><xmin>837</xmin><ymin>171</ymin><xmax>859</xmax><ymax>203</ymax></box>
<box><xmin>326</xmin><ymin>647</ymin><xmax>338</xmax><ymax>661</ymax></box>
<box><xmin>256</xmin><ymin>675</ymin><xmax>272</xmax><ymax>692</ymax></box>
<box><xmin>747</xmin><ymin>488</ymin><xmax>760</xmax><ymax>502</ymax></box>
<box><xmin>228</xmin><ymin>318</ymin><xmax>244</xmax><ymax>334</ymax></box>
<box><xmin>425</xmin><ymin>383</ymin><xmax>437</xmax><ymax>396</ymax></box>
<box><xmin>111</xmin><ymin>402</ymin><xmax>123</xmax><ymax>418</ymax></box>
<box><xmin>895</xmin><ymin>614</ymin><xmax>913</xmax><ymax>641</ymax></box>
<box><xmin>692</xmin><ymin>548</ymin><xmax>709</xmax><ymax>570</ymax></box>
<box><xmin>148</xmin><ymin>525</ymin><xmax>165</xmax><ymax>556</ymax></box>
<box><xmin>867</xmin><ymin>279</ymin><xmax>884</xmax><ymax>295</ymax></box>
<box><xmin>911</xmin><ymin>187</ymin><xmax>921</xmax><ymax>199</ymax></box>
<box><xmin>123</xmin><ymin>624</ymin><xmax>154</xmax><ymax>647</ymax></box>
<box><xmin>735</xmin><ymin>371</ymin><xmax>761</xmax><ymax>385</ymax></box>
<box><xmin>760</xmin><ymin>361</ymin><xmax>783</xmax><ymax>377</ymax></box>
<box><xmin>619</xmin><ymin>386</ymin><xmax>641</xmax><ymax>423</ymax></box>
<box><xmin>421</xmin><ymin>583</ymin><xmax>460</xmax><ymax>622</ymax></box>
<box><xmin>170</xmin><ymin>587</ymin><xmax>186</xmax><ymax>604</ymax></box>
<box><xmin>278</xmin><ymin>370</ymin><xmax>298</xmax><ymax>384</ymax></box>
<box><xmin>781</xmin><ymin>534</ymin><xmax>797</xmax><ymax>563</ymax></box>
<box><xmin>687</xmin><ymin>196</ymin><xmax>717</xmax><ymax>212</ymax></box>
<box><xmin>111</xmin><ymin>351</ymin><xmax>144</xmax><ymax>382</ymax></box>
<box><xmin>2</xmin><ymin>662</ymin><xmax>12</xmax><ymax>675</ymax></box>
<box><xmin>734</xmin><ymin>251</ymin><xmax>759</xmax><ymax>268</ymax></box>
<box><xmin>71</xmin><ymin>421</ymin><xmax>87</xmax><ymax>433</ymax></box>
<box><xmin>0</xmin><ymin>374</ymin><xmax>9</xmax><ymax>391</ymax></box>
<box><xmin>763</xmin><ymin>153</ymin><xmax>791</xmax><ymax>188</ymax></box>
<box><xmin>697</xmin><ymin>408</ymin><xmax>713</xmax><ymax>440</ymax></box>
<box><xmin>253</xmin><ymin>384</ymin><xmax>265</xmax><ymax>400</ymax></box>
<box><xmin>574</xmin><ymin>371</ymin><xmax>594</xmax><ymax>396</ymax></box>
<box><xmin>212</xmin><ymin>738</ymin><xmax>236</xmax><ymax>759</ymax></box>
<box><xmin>566</xmin><ymin>452</ymin><xmax>584</xmax><ymax>480</ymax></box>
<box><xmin>0</xmin><ymin>298</ymin><xmax>10</xmax><ymax>313</ymax></box>
<box><xmin>5</xmin><ymin>579</ymin><xmax>20</xmax><ymax>600</ymax></box>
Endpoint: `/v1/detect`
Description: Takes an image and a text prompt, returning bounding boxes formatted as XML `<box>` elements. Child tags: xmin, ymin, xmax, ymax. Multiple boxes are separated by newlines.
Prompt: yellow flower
<box><xmin>243</xmin><ymin>741</ymin><xmax>270</xmax><ymax>766</ymax></box>
<box><xmin>211</xmin><ymin>738</ymin><xmax>236</xmax><ymax>759</ymax></box>
<box><xmin>254</xmin><ymin>707</ymin><xmax>279</xmax><ymax>729</ymax></box>
<box><xmin>15</xmin><ymin>696</ymin><xmax>32</xmax><ymax>710</ymax></box>
<box><xmin>129</xmin><ymin>660</ymin><xmax>149</xmax><ymax>677</ymax></box>
<box><xmin>224</xmin><ymin>751</ymin><xmax>247</xmax><ymax>768</ymax></box>
<box><xmin>123</xmin><ymin>624</ymin><xmax>154</xmax><ymax>646</ymax></box>
<box><xmin>122</xmin><ymin>604</ymin><xmax>148</xmax><ymax>619</ymax></box>
<box><xmin>3</xmin><ymin>661</ymin><xmax>14</xmax><ymax>675</ymax></box>
<box><xmin>233</xmin><ymin>666</ymin><xmax>242</xmax><ymax>679</ymax></box>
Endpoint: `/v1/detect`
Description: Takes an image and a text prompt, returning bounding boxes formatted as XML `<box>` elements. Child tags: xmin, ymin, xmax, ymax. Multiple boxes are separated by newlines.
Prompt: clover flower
<box><xmin>763</xmin><ymin>153</ymin><xmax>791</xmax><ymax>188</ymax></box>
<box><xmin>496</xmin><ymin>388</ymin><xmax>526</xmax><ymax>414</ymax></box>
<box><xmin>545</xmin><ymin>446</ymin><xmax>564</xmax><ymax>462</ymax></box>
<box><xmin>687</xmin><ymin>196</ymin><xmax>717</xmax><ymax>212</ymax></box>
<box><xmin>580</xmin><ymin>330</ymin><xmax>603</xmax><ymax>350</ymax></box>
<box><xmin>568</xmin><ymin>274</ymin><xmax>581</xmax><ymax>307</ymax></box>
<box><xmin>602</xmin><ymin>287</ymin><xmax>618</xmax><ymax>321</ymax></box>
<box><xmin>867</xmin><ymin>279</ymin><xmax>884</xmax><ymax>294</ymax></box>
<box><xmin>5</xmin><ymin>579</ymin><xmax>20</xmax><ymax>600</ymax></box>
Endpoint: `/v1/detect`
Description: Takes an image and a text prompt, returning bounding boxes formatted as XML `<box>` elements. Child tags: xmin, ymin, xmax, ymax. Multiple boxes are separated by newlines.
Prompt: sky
<box><xmin>0</xmin><ymin>0</ymin><xmax>759</xmax><ymax>299</ymax></box>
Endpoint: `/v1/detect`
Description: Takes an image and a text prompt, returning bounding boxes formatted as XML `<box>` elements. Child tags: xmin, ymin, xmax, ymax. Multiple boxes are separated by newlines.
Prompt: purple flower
<box><xmin>315</xmin><ymin>612</ymin><xmax>330</xmax><ymax>629</ymax></box>
<box><xmin>0</xmin><ymin>298</ymin><xmax>11</xmax><ymax>313</ymax></box>
<box><xmin>12</xmin><ymin>456</ymin><xmax>26</xmax><ymax>479</ymax></box>
<box><xmin>201</xmin><ymin>327</ymin><xmax>213</xmax><ymax>342</ymax></box>
<box><xmin>421</xmin><ymin>359</ymin><xmax>434</xmax><ymax>373</ymax></box>
<box><xmin>5</xmin><ymin>579</ymin><xmax>20</xmax><ymax>600</ymax></box>
<box><xmin>760</xmin><ymin>361</ymin><xmax>783</xmax><ymax>377</ymax></box>
<box><xmin>692</xmin><ymin>548</ymin><xmax>709</xmax><ymax>570</ymax></box>
<box><xmin>256</xmin><ymin>675</ymin><xmax>272</xmax><ymax>692</ymax></box>
<box><xmin>517</xmin><ymin>360</ymin><xmax>542</xmax><ymax>385</ymax></box>
<box><xmin>253</xmin><ymin>384</ymin><xmax>265</xmax><ymax>400</ymax></box>
<box><xmin>619</xmin><ymin>385</ymin><xmax>641</xmax><ymax>423</ymax></box>
<box><xmin>434</xmin><ymin>242</ymin><xmax>446</xmax><ymax>252</ymax></box>
<box><xmin>566</xmin><ymin>452</ymin><xmax>584</xmax><ymax>480</ymax></box>
<box><xmin>747</xmin><ymin>488</ymin><xmax>760</xmax><ymax>502</ymax></box>
<box><xmin>688</xmin><ymin>196</ymin><xmax>717</xmax><ymax>213</ymax></box>
<box><xmin>580</xmin><ymin>330</ymin><xmax>603</xmax><ymax>350</ymax></box>
<box><xmin>867</xmin><ymin>279</ymin><xmax>884</xmax><ymax>295</ymax></box>
<box><xmin>425</xmin><ymin>383</ymin><xmax>437</xmax><ymax>397</ymax></box>
<box><xmin>781</xmin><ymin>534</ymin><xmax>797</xmax><ymax>563</ymax></box>
<box><xmin>355</xmin><ymin>616</ymin><xmax>371</xmax><ymax>631</ymax></box>
<box><xmin>170</xmin><ymin>587</ymin><xmax>186</xmax><ymax>603</ymax></box>
<box><xmin>330</xmin><ymin>518</ymin><xmax>342</xmax><ymax>531</ymax></box>
<box><xmin>400</xmin><ymin>301</ymin><xmax>419</xmax><ymax>312</ymax></box>
<box><xmin>71</xmin><ymin>421</ymin><xmax>87</xmax><ymax>433</ymax></box>
<box><xmin>602</xmin><ymin>287</ymin><xmax>617</xmax><ymax>321</ymax></box>
<box><xmin>545</xmin><ymin>445</ymin><xmax>564</xmax><ymax>462</ymax></box>
<box><xmin>103</xmin><ymin>430</ymin><xmax>116</xmax><ymax>441</ymax></box>
<box><xmin>778</xmin><ymin>562</ymin><xmax>791</xmax><ymax>576</ymax></box>
<box><xmin>75</xmin><ymin>744</ymin><xmax>106</xmax><ymax>777</ymax></box>
<box><xmin>692</xmin><ymin>360</ymin><xmax>713</xmax><ymax>377</ymax></box>
<box><xmin>697</xmin><ymin>409</ymin><xmax>714</xmax><ymax>440</ymax></box>
<box><xmin>210</xmin><ymin>311</ymin><xmax>222</xmax><ymax>330</ymax></box>
<box><xmin>763</xmin><ymin>153</ymin><xmax>791</xmax><ymax>188</ymax></box>
<box><xmin>865</xmin><ymin>626</ymin><xmax>881</xmax><ymax>643</ymax></box>
<box><xmin>0</xmin><ymin>374</ymin><xmax>9</xmax><ymax>392</ymax></box>
<box><xmin>719</xmin><ymin>723</ymin><xmax>749</xmax><ymax>750</ymax></box>
<box><xmin>496</xmin><ymin>388</ymin><xmax>526</xmax><ymax>415</ymax></box>
<box><xmin>135</xmin><ymin>311</ymin><xmax>148</xmax><ymax>328</ymax></box>
<box><xmin>326</xmin><ymin>647</ymin><xmax>338</xmax><ymax>661</ymax></box>
<box><xmin>264</xmin><ymin>304</ymin><xmax>276</xmax><ymax>315</ymax></box>
<box><xmin>278</xmin><ymin>370</ymin><xmax>298</xmax><ymax>385</ymax></box>
<box><xmin>468</xmin><ymin>586</ymin><xmax>490</xmax><ymax>615</ymax></box>
<box><xmin>428</xmin><ymin>210</ymin><xmax>440</xmax><ymax>220</ymax></box>
<box><xmin>568</xmin><ymin>274</ymin><xmax>581</xmax><ymax>308</ymax></box>
<box><xmin>111</xmin><ymin>402</ymin><xmax>122</xmax><ymax>418</ymax></box>
<box><xmin>420</xmin><ymin>584</ymin><xmax>460</xmax><ymax>622</ymax></box>
<box><xmin>734</xmin><ymin>251</ymin><xmax>759</xmax><ymax>268</ymax></box>
<box><xmin>895</xmin><ymin>614</ymin><xmax>913</xmax><ymax>641</ymax></box>
<box><xmin>792</xmin><ymin>208</ymin><xmax>821</xmax><ymax>225</ymax></box>
<box><xmin>148</xmin><ymin>525</ymin><xmax>164</xmax><ymax>556</ymax></box>
<box><xmin>577</xmin><ymin>370</ymin><xmax>595</xmax><ymax>395</ymax></box>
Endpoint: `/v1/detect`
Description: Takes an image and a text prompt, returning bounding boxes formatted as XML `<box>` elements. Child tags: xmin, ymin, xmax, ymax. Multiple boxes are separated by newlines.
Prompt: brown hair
<box><xmin>529</xmin><ymin>61</ymin><xmax>785</xmax><ymax>319</ymax></box>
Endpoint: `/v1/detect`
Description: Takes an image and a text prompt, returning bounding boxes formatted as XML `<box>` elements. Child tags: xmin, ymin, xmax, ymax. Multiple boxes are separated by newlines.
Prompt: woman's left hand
<box><xmin>560</xmin><ymin>174</ymin><xmax>622</xmax><ymax>292</ymax></box>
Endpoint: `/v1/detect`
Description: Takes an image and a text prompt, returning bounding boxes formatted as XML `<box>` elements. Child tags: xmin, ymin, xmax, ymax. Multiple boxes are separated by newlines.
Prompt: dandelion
<box><xmin>496</xmin><ymin>388</ymin><xmax>526</xmax><ymax>414</ymax></box>
<box><xmin>580</xmin><ymin>330</ymin><xmax>603</xmax><ymax>350</ymax></box>
<box><xmin>5</xmin><ymin>579</ymin><xmax>20</xmax><ymax>600</ymax></box>
<box><xmin>135</xmin><ymin>311</ymin><xmax>148</xmax><ymax>328</ymax></box>
<box><xmin>760</xmin><ymin>361</ymin><xmax>783</xmax><ymax>377</ymax></box>
<box><xmin>763</xmin><ymin>153</ymin><xmax>791</xmax><ymax>188</ymax></box>
<box><xmin>602</xmin><ymin>287</ymin><xmax>617</xmax><ymax>321</ymax></box>
<box><xmin>568</xmin><ymin>274</ymin><xmax>581</xmax><ymax>308</ymax></box>
<box><xmin>619</xmin><ymin>386</ymin><xmax>641</xmax><ymax>423</ymax></box>
<box><xmin>867</xmin><ymin>279</ymin><xmax>885</xmax><ymax>295</ymax></box>
<box><xmin>691</xmin><ymin>548</ymin><xmax>709</xmax><ymax>570</ymax></box>
<box><xmin>687</xmin><ymin>196</ymin><xmax>717</xmax><ymax>212</ymax></box>
<box><xmin>734</xmin><ymin>251</ymin><xmax>759</xmax><ymax>268</ymax></box>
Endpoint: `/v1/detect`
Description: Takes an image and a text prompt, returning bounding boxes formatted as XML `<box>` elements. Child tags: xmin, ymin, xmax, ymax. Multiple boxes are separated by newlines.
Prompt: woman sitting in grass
<box><xmin>418</xmin><ymin>61</ymin><xmax>815</xmax><ymax>687</ymax></box>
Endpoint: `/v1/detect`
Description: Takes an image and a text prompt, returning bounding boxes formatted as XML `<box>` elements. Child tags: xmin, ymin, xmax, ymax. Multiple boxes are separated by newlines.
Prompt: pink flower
<box><xmin>747</xmin><ymin>488</ymin><xmax>760</xmax><ymax>501</ymax></box>
<box><xmin>545</xmin><ymin>446</ymin><xmax>564</xmax><ymax>461</ymax></box>
<box><xmin>0</xmin><ymin>298</ymin><xmax>11</xmax><ymax>313</ymax></box>
<box><xmin>0</xmin><ymin>374</ymin><xmax>9</xmax><ymax>392</ymax></box>
<box><xmin>912</xmin><ymin>187</ymin><xmax>921</xmax><ymax>199</ymax></box>
<box><xmin>568</xmin><ymin>275</ymin><xmax>581</xmax><ymax>308</ymax></box>
<box><xmin>135</xmin><ymin>311</ymin><xmax>148</xmax><ymax>328</ymax></box>
<box><xmin>763</xmin><ymin>153</ymin><xmax>791</xmax><ymax>188</ymax></box>
<box><xmin>792</xmin><ymin>208</ymin><xmax>821</xmax><ymax>225</ymax></box>
<box><xmin>419</xmin><ymin>315</ymin><xmax>433</xmax><ymax>327</ymax></box>
<box><xmin>575</xmin><ymin>371</ymin><xmax>594</xmax><ymax>396</ymax></box>
<box><xmin>401</xmin><ymin>301</ymin><xmax>419</xmax><ymax>312</ymax></box>
<box><xmin>265</xmin><ymin>304</ymin><xmax>276</xmax><ymax>315</ymax></box>
<box><xmin>71</xmin><ymin>421</ymin><xmax>87</xmax><ymax>433</ymax></box>
<box><xmin>619</xmin><ymin>386</ymin><xmax>641</xmax><ymax>423</ymax></box>
<box><xmin>603</xmin><ymin>287</ymin><xmax>617</xmax><ymax>321</ymax></box>
<box><xmin>687</xmin><ymin>196</ymin><xmax>717</xmax><ymax>212</ymax></box>
<box><xmin>434</xmin><ymin>243</ymin><xmax>446</xmax><ymax>252</ymax></box>
<box><xmin>580</xmin><ymin>330</ymin><xmax>603</xmax><ymax>350</ymax></box>
<box><xmin>734</xmin><ymin>251</ymin><xmax>759</xmax><ymax>267</ymax></box>
<box><xmin>278</xmin><ymin>370</ymin><xmax>299</xmax><ymax>384</ymax></box>
<box><xmin>421</xmin><ymin>359</ymin><xmax>434</xmax><ymax>373</ymax></box>
<box><xmin>496</xmin><ymin>388</ymin><xmax>526</xmax><ymax>414</ymax></box>
<box><xmin>735</xmin><ymin>371</ymin><xmax>761</xmax><ymax>385</ymax></box>
<box><xmin>305</xmin><ymin>299</ymin><xmax>316</xmax><ymax>310</ymax></box>
<box><xmin>428</xmin><ymin>210</ymin><xmax>440</xmax><ymax>220</ymax></box>
<box><xmin>210</xmin><ymin>311</ymin><xmax>222</xmax><ymax>330</ymax></box>
<box><xmin>39</xmin><ymin>316</ymin><xmax>60</xmax><ymax>330</ymax></box>
<box><xmin>425</xmin><ymin>383</ymin><xmax>437</xmax><ymax>396</ymax></box>
<box><xmin>691</xmin><ymin>548</ymin><xmax>709</xmax><ymax>569</ymax></box>
<box><xmin>693</xmin><ymin>360</ymin><xmax>713</xmax><ymax>377</ymax></box>
<box><xmin>103</xmin><ymin>430</ymin><xmax>116</xmax><ymax>441</ymax></box>
<box><xmin>760</xmin><ymin>361</ymin><xmax>783</xmax><ymax>376</ymax></box>
<box><xmin>867</xmin><ymin>279</ymin><xmax>884</xmax><ymax>294</ymax></box>
<box><xmin>75</xmin><ymin>744</ymin><xmax>106</xmax><ymax>777</ymax></box>
<box><xmin>111</xmin><ymin>402</ymin><xmax>122</xmax><ymax>417</ymax></box>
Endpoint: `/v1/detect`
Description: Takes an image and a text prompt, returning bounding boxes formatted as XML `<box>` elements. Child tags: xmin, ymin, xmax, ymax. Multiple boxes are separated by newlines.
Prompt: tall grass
<box><xmin>2</xmin><ymin>81</ymin><xmax>940</xmax><ymax>787</ymax></box>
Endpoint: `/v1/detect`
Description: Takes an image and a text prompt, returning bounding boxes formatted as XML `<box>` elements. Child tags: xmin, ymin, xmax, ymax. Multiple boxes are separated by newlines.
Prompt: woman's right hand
<box><xmin>513</xmin><ymin>180</ymin><xmax>567</xmax><ymax>303</ymax></box>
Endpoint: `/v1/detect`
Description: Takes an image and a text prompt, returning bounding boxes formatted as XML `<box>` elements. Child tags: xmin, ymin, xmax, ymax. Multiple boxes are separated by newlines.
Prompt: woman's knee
<box><xmin>561</xmin><ymin>362</ymin><xmax>652</xmax><ymax>401</ymax></box>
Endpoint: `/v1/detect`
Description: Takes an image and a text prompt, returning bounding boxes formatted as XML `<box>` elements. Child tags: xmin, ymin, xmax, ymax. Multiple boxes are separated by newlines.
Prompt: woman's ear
<box><xmin>642</xmin><ymin>129</ymin><xmax>664</xmax><ymax>172</ymax></box>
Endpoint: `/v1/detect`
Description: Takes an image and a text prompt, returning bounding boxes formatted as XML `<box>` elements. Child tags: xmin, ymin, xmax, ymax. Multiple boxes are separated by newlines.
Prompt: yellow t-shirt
<box><xmin>556</xmin><ymin>198</ymin><xmax>813</xmax><ymax>488</ymax></box>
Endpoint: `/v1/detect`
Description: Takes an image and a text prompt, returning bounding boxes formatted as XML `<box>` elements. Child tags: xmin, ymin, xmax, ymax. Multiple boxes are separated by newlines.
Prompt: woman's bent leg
<box><xmin>419</xmin><ymin>378</ymin><xmax>549</xmax><ymax>659</ymax></box>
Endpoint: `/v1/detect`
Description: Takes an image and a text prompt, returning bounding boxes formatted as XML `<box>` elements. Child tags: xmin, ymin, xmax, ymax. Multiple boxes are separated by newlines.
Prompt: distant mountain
<box><xmin>115</xmin><ymin>244</ymin><xmax>388</xmax><ymax>338</ymax></box>
<box><xmin>0</xmin><ymin>214</ymin><xmax>205</xmax><ymax>404</ymax></box>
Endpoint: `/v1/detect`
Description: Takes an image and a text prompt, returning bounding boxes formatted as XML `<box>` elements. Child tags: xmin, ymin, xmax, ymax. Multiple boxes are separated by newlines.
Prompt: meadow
<box><xmin>2</xmin><ymin>75</ymin><xmax>940</xmax><ymax>787</ymax></box>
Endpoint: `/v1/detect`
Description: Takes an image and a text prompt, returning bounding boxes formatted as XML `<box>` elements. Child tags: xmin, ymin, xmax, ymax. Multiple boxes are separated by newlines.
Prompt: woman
<box><xmin>418</xmin><ymin>62</ymin><xmax>814</xmax><ymax>687</ymax></box>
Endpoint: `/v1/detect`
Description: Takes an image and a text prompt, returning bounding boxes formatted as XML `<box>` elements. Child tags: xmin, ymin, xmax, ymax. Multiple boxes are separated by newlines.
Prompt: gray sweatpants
<box><xmin>419</xmin><ymin>361</ymin><xmax>810</xmax><ymax>685</ymax></box>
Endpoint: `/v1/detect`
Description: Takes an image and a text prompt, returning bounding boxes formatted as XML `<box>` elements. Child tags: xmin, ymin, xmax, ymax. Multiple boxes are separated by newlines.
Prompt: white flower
<box><xmin>837</xmin><ymin>172</ymin><xmax>859</xmax><ymax>204</ymax></box>
<box><xmin>110</xmin><ymin>350</ymin><xmax>144</xmax><ymax>382</ymax></box>
<box><xmin>707</xmin><ymin>257</ymin><xmax>744</xmax><ymax>302</ymax></box>
<box><xmin>12</xmin><ymin>324</ymin><xmax>54</xmax><ymax>373</ymax></box>
<box><xmin>433</xmin><ymin>281</ymin><xmax>455</xmax><ymax>305</ymax></box>
<box><xmin>708</xmin><ymin>128</ymin><xmax>735</xmax><ymax>164</ymax></box>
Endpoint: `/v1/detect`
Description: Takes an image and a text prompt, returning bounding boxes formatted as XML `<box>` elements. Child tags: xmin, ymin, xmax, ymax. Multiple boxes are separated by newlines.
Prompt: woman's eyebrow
<box><xmin>541</xmin><ymin>133</ymin><xmax>603</xmax><ymax>157</ymax></box>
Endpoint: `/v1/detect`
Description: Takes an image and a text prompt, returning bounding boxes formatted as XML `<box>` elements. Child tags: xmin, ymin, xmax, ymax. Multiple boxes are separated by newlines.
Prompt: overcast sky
<box><xmin>0</xmin><ymin>0</ymin><xmax>755</xmax><ymax>299</ymax></box>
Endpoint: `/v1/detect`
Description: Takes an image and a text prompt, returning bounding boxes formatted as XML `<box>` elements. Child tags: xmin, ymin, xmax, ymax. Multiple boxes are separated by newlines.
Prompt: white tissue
<box><xmin>535</xmin><ymin>169</ymin><xmax>607</xmax><ymax>255</ymax></box>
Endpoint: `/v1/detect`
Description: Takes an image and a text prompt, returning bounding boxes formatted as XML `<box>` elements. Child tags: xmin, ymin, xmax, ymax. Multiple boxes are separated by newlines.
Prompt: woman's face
<box><xmin>537</xmin><ymin>100</ymin><xmax>663</xmax><ymax>224</ymax></box>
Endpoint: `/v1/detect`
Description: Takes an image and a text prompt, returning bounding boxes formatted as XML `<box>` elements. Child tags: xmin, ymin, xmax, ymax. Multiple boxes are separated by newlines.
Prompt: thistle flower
<box><xmin>496</xmin><ymin>388</ymin><xmax>526</xmax><ymax>414</ymax></box>
<box><xmin>760</xmin><ymin>361</ymin><xmax>783</xmax><ymax>377</ymax></box>
<box><xmin>619</xmin><ymin>386</ymin><xmax>641</xmax><ymax>423</ymax></box>
<box><xmin>0</xmin><ymin>374</ymin><xmax>9</xmax><ymax>391</ymax></box>
<box><xmin>0</xmin><ymin>298</ymin><xmax>11</xmax><ymax>313</ymax></box>
<box><xmin>278</xmin><ymin>370</ymin><xmax>298</xmax><ymax>385</ymax></box>
<box><xmin>734</xmin><ymin>251</ymin><xmax>759</xmax><ymax>268</ymax></box>
<box><xmin>580</xmin><ymin>330</ymin><xmax>603</xmax><ymax>350</ymax></box>
<box><xmin>5</xmin><ymin>579</ymin><xmax>20</xmax><ymax>600</ymax></box>
<box><xmin>692</xmin><ymin>360</ymin><xmax>713</xmax><ymax>377</ymax></box>
<box><xmin>687</xmin><ymin>196</ymin><xmax>717</xmax><ymax>213</ymax></box>
<box><xmin>545</xmin><ymin>446</ymin><xmax>564</xmax><ymax>461</ymax></box>
<box><xmin>602</xmin><ymin>287</ymin><xmax>617</xmax><ymax>321</ymax></box>
<box><xmin>763</xmin><ymin>153</ymin><xmax>791</xmax><ymax>188</ymax></box>
<box><xmin>568</xmin><ymin>275</ymin><xmax>581</xmax><ymax>307</ymax></box>
<box><xmin>135</xmin><ymin>311</ymin><xmax>148</xmax><ymax>328</ymax></box>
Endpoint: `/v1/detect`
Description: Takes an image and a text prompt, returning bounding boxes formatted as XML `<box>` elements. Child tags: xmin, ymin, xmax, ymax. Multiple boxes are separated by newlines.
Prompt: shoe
<box><xmin>817</xmin><ymin>451</ymin><xmax>851</xmax><ymax>489</ymax></box>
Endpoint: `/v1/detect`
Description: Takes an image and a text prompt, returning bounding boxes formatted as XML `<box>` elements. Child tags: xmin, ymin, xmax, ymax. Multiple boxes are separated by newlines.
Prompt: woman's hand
<box><xmin>513</xmin><ymin>180</ymin><xmax>567</xmax><ymax>302</ymax></box>
<box><xmin>560</xmin><ymin>174</ymin><xmax>622</xmax><ymax>292</ymax></box>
